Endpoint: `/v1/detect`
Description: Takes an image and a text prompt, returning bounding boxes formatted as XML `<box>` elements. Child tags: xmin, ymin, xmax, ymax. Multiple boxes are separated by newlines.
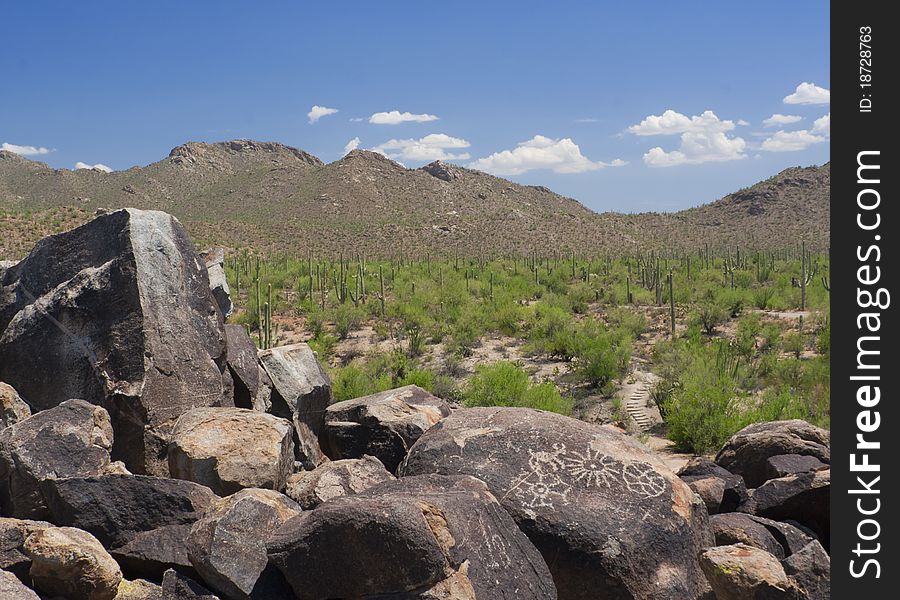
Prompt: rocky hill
<box><xmin>0</xmin><ymin>140</ymin><xmax>829</xmax><ymax>258</ymax></box>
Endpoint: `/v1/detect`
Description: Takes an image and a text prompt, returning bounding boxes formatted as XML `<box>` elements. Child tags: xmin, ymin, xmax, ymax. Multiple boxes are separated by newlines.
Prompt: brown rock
<box><xmin>699</xmin><ymin>543</ymin><xmax>801</xmax><ymax>600</ymax></box>
<box><xmin>285</xmin><ymin>455</ymin><xmax>395</xmax><ymax>510</ymax></box>
<box><xmin>25</xmin><ymin>526</ymin><xmax>123</xmax><ymax>600</ymax></box>
<box><xmin>0</xmin><ymin>381</ymin><xmax>30</xmax><ymax>429</ymax></box>
<box><xmin>0</xmin><ymin>569</ymin><xmax>40</xmax><ymax>600</ymax></box>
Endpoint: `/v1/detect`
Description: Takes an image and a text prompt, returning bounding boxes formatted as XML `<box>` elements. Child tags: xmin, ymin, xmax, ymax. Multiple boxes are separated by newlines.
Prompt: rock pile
<box><xmin>0</xmin><ymin>210</ymin><xmax>829</xmax><ymax>599</ymax></box>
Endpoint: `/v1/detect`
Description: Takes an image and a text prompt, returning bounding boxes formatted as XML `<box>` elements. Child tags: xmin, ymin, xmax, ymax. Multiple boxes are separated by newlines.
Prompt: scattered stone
<box><xmin>223</xmin><ymin>325</ymin><xmax>259</xmax><ymax>409</ymax></box>
<box><xmin>0</xmin><ymin>399</ymin><xmax>122</xmax><ymax>519</ymax></box>
<box><xmin>715</xmin><ymin>420</ymin><xmax>829</xmax><ymax>488</ymax></box>
<box><xmin>168</xmin><ymin>408</ymin><xmax>294</xmax><ymax>495</ymax></box>
<box><xmin>765</xmin><ymin>454</ymin><xmax>827</xmax><ymax>480</ymax></box>
<box><xmin>0</xmin><ymin>569</ymin><xmax>40</xmax><ymax>600</ymax></box>
<box><xmin>200</xmin><ymin>248</ymin><xmax>233</xmax><ymax>318</ymax></box>
<box><xmin>699</xmin><ymin>543</ymin><xmax>800</xmax><ymax>600</ymax></box>
<box><xmin>710</xmin><ymin>513</ymin><xmax>788</xmax><ymax>559</ymax></box>
<box><xmin>321</xmin><ymin>385</ymin><xmax>450</xmax><ymax>473</ymax></box>
<box><xmin>161</xmin><ymin>569</ymin><xmax>220</xmax><ymax>599</ymax></box>
<box><xmin>401</xmin><ymin>407</ymin><xmax>712</xmax><ymax>600</ymax></box>
<box><xmin>678</xmin><ymin>457</ymin><xmax>749</xmax><ymax>513</ymax></box>
<box><xmin>284</xmin><ymin>455</ymin><xmax>395</xmax><ymax>510</ymax></box>
<box><xmin>747</xmin><ymin>469</ymin><xmax>830</xmax><ymax>549</ymax></box>
<box><xmin>0</xmin><ymin>209</ymin><xmax>228</xmax><ymax>477</ymax></box>
<box><xmin>268</xmin><ymin>474</ymin><xmax>556</xmax><ymax>599</ymax></box>
<box><xmin>782</xmin><ymin>541</ymin><xmax>830</xmax><ymax>600</ymax></box>
<box><xmin>24</xmin><ymin>526</ymin><xmax>122</xmax><ymax>600</ymax></box>
<box><xmin>258</xmin><ymin>343</ymin><xmax>331</xmax><ymax>468</ymax></box>
<box><xmin>0</xmin><ymin>381</ymin><xmax>30</xmax><ymax>429</ymax></box>
<box><xmin>114</xmin><ymin>578</ymin><xmax>163</xmax><ymax>600</ymax></box>
<box><xmin>186</xmin><ymin>488</ymin><xmax>299</xmax><ymax>600</ymax></box>
<box><xmin>41</xmin><ymin>474</ymin><xmax>218</xmax><ymax>580</ymax></box>
<box><xmin>0</xmin><ymin>517</ymin><xmax>52</xmax><ymax>582</ymax></box>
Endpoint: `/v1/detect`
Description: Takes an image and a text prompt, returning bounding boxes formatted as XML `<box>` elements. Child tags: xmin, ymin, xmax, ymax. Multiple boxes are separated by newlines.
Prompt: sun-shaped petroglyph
<box><xmin>622</xmin><ymin>461</ymin><xmax>668</xmax><ymax>498</ymax></box>
<box><xmin>562</xmin><ymin>447</ymin><xmax>620</xmax><ymax>488</ymax></box>
<box><xmin>516</xmin><ymin>471</ymin><xmax>572</xmax><ymax>509</ymax></box>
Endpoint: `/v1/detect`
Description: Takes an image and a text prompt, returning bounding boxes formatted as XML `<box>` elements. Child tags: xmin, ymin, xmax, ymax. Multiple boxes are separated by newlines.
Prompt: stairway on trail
<box><xmin>616</xmin><ymin>364</ymin><xmax>662</xmax><ymax>433</ymax></box>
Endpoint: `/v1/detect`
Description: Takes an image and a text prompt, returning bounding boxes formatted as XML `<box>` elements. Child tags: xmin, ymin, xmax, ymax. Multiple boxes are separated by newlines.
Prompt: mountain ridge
<box><xmin>0</xmin><ymin>140</ymin><xmax>829</xmax><ymax>258</ymax></box>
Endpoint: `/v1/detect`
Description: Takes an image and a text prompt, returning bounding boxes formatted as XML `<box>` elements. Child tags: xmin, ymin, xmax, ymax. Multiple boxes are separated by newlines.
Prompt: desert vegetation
<box><xmin>223</xmin><ymin>245</ymin><xmax>829</xmax><ymax>455</ymax></box>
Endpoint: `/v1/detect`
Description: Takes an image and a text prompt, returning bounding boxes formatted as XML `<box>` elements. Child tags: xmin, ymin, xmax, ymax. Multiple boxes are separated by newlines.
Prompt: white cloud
<box><xmin>349</xmin><ymin>117</ymin><xmax>364</xmax><ymax>122</ymax></box>
<box><xmin>812</xmin><ymin>113</ymin><xmax>830</xmax><ymax>136</ymax></box>
<box><xmin>75</xmin><ymin>161</ymin><xmax>112</xmax><ymax>172</ymax></box>
<box><xmin>760</xmin><ymin>130</ymin><xmax>826</xmax><ymax>152</ymax></box>
<box><xmin>467</xmin><ymin>135</ymin><xmax>625</xmax><ymax>176</ymax></box>
<box><xmin>737</xmin><ymin>119</ymin><xmax>750</xmax><ymax>126</ymax></box>
<box><xmin>307</xmin><ymin>105</ymin><xmax>338</xmax><ymax>124</ymax></box>
<box><xmin>783</xmin><ymin>82</ymin><xmax>830</xmax><ymax>105</ymax></box>
<box><xmin>368</xmin><ymin>110</ymin><xmax>439</xmax><ymax>125</ymax></box>
<box><xmin>627</xmin><ymin>110</ymin><xmax>737</xmax><ymax>136</ymax></box>
<box><xmin>2</xmin><ymin>142</ymin><xmax>51</xmax><ymax>156</ymax></box>
<box><xmin>763</xmin><ymin>114</ymin><xmax>803</xmax><ymax>127</ymax></box>
<box><xmin>627</xmin><ymin>110</ymin><xmax>747</xmax><ymax>167</ymax></box>
<box><xmin>372</xmin><ymin>133</ymin><xmax>470</xmax><ymax>162</ymax></box>
<box><xmin>343</xmin><ymin>137</ymin><xmax>361</xmax><ymax>155</ymax></box>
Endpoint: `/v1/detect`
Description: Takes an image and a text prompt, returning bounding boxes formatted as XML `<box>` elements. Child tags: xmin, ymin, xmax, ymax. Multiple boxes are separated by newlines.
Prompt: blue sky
<box><xmin>1</xmin><ymin>1</ymin><xmax>829</xmax><ymax>212</ymax></box>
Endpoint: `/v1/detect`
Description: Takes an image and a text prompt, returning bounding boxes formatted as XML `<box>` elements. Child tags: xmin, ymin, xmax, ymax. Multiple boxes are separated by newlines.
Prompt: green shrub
<box><xmin>462</xmin><ymin>361</ymin><xmax>570</xmax><ymax>415</ymax></box>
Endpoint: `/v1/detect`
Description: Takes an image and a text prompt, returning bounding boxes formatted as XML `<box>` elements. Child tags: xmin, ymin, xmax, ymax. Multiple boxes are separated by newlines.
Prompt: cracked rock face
<box><xmin>400</xmin><ymin>407</ymin><xmax>713</xmax><ymax>600</ymax></box>
<box><xmin>268</xmin><ymin>474</ymin><xmax>555</xmax><ymax>599</ymax></box>
<box><xmin>284</xmin><ymin>455</ymin><xmax>395</xmax><ymax>510</ymax></box>
<box><xmin>0</xmin><ymin>208</ymin><xmax>227</xmax><ymax>477</ymax></box>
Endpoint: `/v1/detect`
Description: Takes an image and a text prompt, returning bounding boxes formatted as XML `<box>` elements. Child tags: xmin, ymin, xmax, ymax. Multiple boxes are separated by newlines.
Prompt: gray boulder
<box><xmin>321</xmin><ymin>385</ymin><xmax>450</xmax><ymax>473</ymax></box>
<box><xmin>258</xmin><ymin>343</ymin><xmax>330</xmax><ymax>469</ymax></box>
<box><xmin>268</xmin><ymin>474</ymin><xmax>556</xmax><ymax>599</ymax></box>
<box><xmin>746</xmin><ymin>469</ymin><xmax>830</xmax><ymax>549</ymax></box>
<box><xmin>715</xmin><ymin>420</ymin><xmax>829</xmax><ymax>488</ymax></box>
<box><xmin>0</xmin><ymin>209</ymin><xmax>228</xmax><ymax>477</ymax></box>
<box><xmin>284</xmin><ymin>455</ymin><xmax>395</xmax><ymax>510</ymax></box>
<box><xmin>168</xmin><ymin>407</ymin><xmax>295</xmax><ymax>496</ymax></box>
<box><xmin>186</xmin><ymin>488</ymin><xmax>299</xmax><ymax>600</ymax></box>
<box><xmin>0</xmin><ymin>569</ymin><xmax>40</xmax><ymax>599</ymax></box>
<box><xmin>161</xmin><ymin>569</ymin><xmax>220</xmax><ymax>599</ymax></box>
<box><xmin>0</xmin><ymin>399</ymin><xmax>125</xmax><ymax>519</ymax></box>
<box><xmin>201</xmin><ymin>248</ymin><xmax>233</xmax><ymax>319</ymax></box>
<box><xmin>400</xmin><ymin>407</ymin><xmax>712</xmax><ymax>600</ymax></box>
<box><xmin>782</xmin><ymin>541</ymin><xmax>830</xmax><ymax>600</ymax></box>
<box><xmin>765</xmin><ymin>454</ymin><xmax>828</xmax><ymax>480</ymax></box>
<box><xmin>0</xmin><ymin>381</ymin><xmax>31</xmax><ymax>430</ymax></box>
<box><xmin>224</xmin><ymin>325</ymin><xmax>260</xmax><ymax>409</ymax></box>
<box><xmin>41</xmin><ymin>474</ymin><xmax>218</xmax><ymax>580</ymax></box>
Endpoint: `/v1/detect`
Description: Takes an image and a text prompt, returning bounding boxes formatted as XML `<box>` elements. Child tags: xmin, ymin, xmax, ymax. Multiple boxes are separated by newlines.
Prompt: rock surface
<box><xmin>113</xmin><ymin>578</ymin><xmax>163</xmax><ymax>600</ymax></box>
<box><xmin>401</xmin><ymin>407</ymin><xmax>712</xmax><ymax>600</ymax></box>
<box><xmin>268</xmin><ymin>473</ymin><xmax>556</xmax><ymax>599</ymax></box>
<box><xmin>0</xmin><ymin>517</ymin><xmax>52</xmax><ymax>582</ymax></box>
<box><xmin>0</xmin><ymin>208</ymin><xmax>227</xmax><ymax>477</ymax></box>
<box><xmin>0</xmin><ymin>381</ymin><xmax>31</xmax><ymax>429</ymax></box>
<box><xmin>678</xmin><ymin>457</ymin><xmax>749</xmax><ymax>514</ymax></box>
<box><xmin>747</xmin><ymin>469</ymin><xmax>830</xmax><ymax>549</ymax></box>
<box><xmin>715</xmin><ymin>420</ymin><xmax>829</xmax><ymax>488</ymax></box>
<box><xmin>0</xmin><ymin>569</ymin><xmax>40</xmax><ymax>599</ymax></box>
<box><xmin>224</xmin><ymin>325</ymin><xmax>259</xmax><ymax>409</ymax></box>
<box><xmin>284</xmin><ymin>455</ymin><xmax>395</xmax><ymax>510</ymax></box>
<box><xmin>0</xmin><ymin>399</ymin><xmax>122</xmax><ymax>519</ymax></box>
<box><xmin>765</xmin><ymin>454</ymin><xmax>827</xmax><ymax>480</ymax></box>
<box><xmin>201</xmin><ymin>248</ymin><xmax>233</xmax><ymax>319</ymax></box>
<box><xmin>321</xmin><ymin>385</ymin><xmax>451</xmax><ymax>473</ymax></box>
<box><xmin>24</xmin><ymin>526</ymin><xmax>123</xmax><ymax>600</ymax></box>
<box><xmin>168</xmin><ymin>407</ymin><xmax>294</xmax><ymax>495</ymax></box>
<box><xmin>699</xmin><ymin>543</ymin><xmax>800</xmax><ymax>600</ymax></box>
<box><xmin>42</xmin><ymin>474</ymin><xmax>218</xmax><ymax>579</ymax></box>
<box><xmin>710</xmin><ymin>513</ymin><xmax>815</xmax><ymax>561</ymax></box>
<box><xmin>781</xmin><ymin>541</ymin><xmax>830</xmax><ymax>599</ymax></box>
<box><xmin>161</xmin><ymin>569</ymin><xmax>220</xmax><ymax>599</ymax></box>
<box><xmin>258</xmin><ymin>343</ymin><xmax>331</xmax><ymax>468</ymax></box>
<box><xmin>187</xmin><ymin>488</ymin><xmax>299</xmax><ymax>600</ymax></box>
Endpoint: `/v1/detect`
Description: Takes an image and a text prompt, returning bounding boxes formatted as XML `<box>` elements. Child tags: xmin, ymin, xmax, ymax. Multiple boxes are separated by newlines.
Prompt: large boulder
<box><xmin>200</xmin><ymin>248</ymin><xmax>232</xmax><ymax>319</ymax></box>
<box><xmin>0</xmin><ymin>517</ymin><xmax>52</xmax><ymax>582</ymax></box>
<box><xmin>24</xmin><ymin>526</ymin><xmax>123</xmax><ymax>600</ymax></box>
<box><xmin>113</xmin><ymin>578</ymin><xmax>163</xmax><ymax>600</ymax></box>
<box><xmin>0</xmin><ymin>399</ymin><xmax>125</xmax><ymax>519</ymax></box>
<box><xmin>41</xmin><ymin>474</ymin><xmax>218</xmax><ymax>579</ymax></box>
<box><xmin>400</xmin><ymin>407</ymin><xmax>712</xmax><ymax>600</ymax></box>
<box><xmin>715</xmin><ymin>420</ymin><xmax>829</xmax><ymax>488</ymax></box>
<box><xmin>746</xmin><ymin>469</ymin><xmax>830</xmax><ymax>549</ymax></box>
<box><xmin>258</xmin><ymin>343</ymin><xmax>331</xmax><ymax>468</ymax></box>
<box><xmin>677</xmin><ymin>457</ymin><xmax>749</xmax><ymax>514</ymax></box>
<box><xmin>781</xmin><ymin>541</ymin><xmax>830</xmax><ymax>600</ymax></box>
<box><xmin>223</xmin><ymin>325</ymin><xmax>260</xmax><ymax>409</ymax></box>
<box><xmin>0</xmin><ymin>209</ymin><xmax>228</xmax><ymax>477</ymax></box>
<box><xmin>268</xmin><ymin>474</ymin><xmax>556</xmax><ymax>599</ymax></box>
<box><xmin>321</xmin><ymin>385</ymin><xmax>451</xmax><ymax>473</ymax></box>
<box><xmin>0</xmin><ymin>381</ymin><xmax>30</xmax><ymax>429</ymax></box>
<box><xmin>709</xmin><ymin>513</ymin><xmax>816</xmax><ymax>560</ymax></box>
<box><xmin>186</xmin><ymin>488</ymin><xmax>299</xmax><ymax>600</ymax></box>
<box><xmin>284</xmin><ymin>455</ymin><xmax>395</xmax><ymax>510</ymax></box>
<box><xmin>168</xmin><ymin>408</ymin><xmax>294</xmax><ymax>496</ymax></box>
<box><xmin>699</xmin><ymin>544</ymin><xmax>801</xmax><ymax>600</ymax></box>
<box><xmin>0</xmin><ymin>569</ymin><xmax>40</xmax><ymax>599</ymax></box>
<box><xmin>161</xmin><ymin>569</ymin><xmax>220</xmax><ymax>599</ymax></box>
<box><xmin>765</xmin><ymin>454</ymin><xmax>828</xmax><ymax>480</ymax></box>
